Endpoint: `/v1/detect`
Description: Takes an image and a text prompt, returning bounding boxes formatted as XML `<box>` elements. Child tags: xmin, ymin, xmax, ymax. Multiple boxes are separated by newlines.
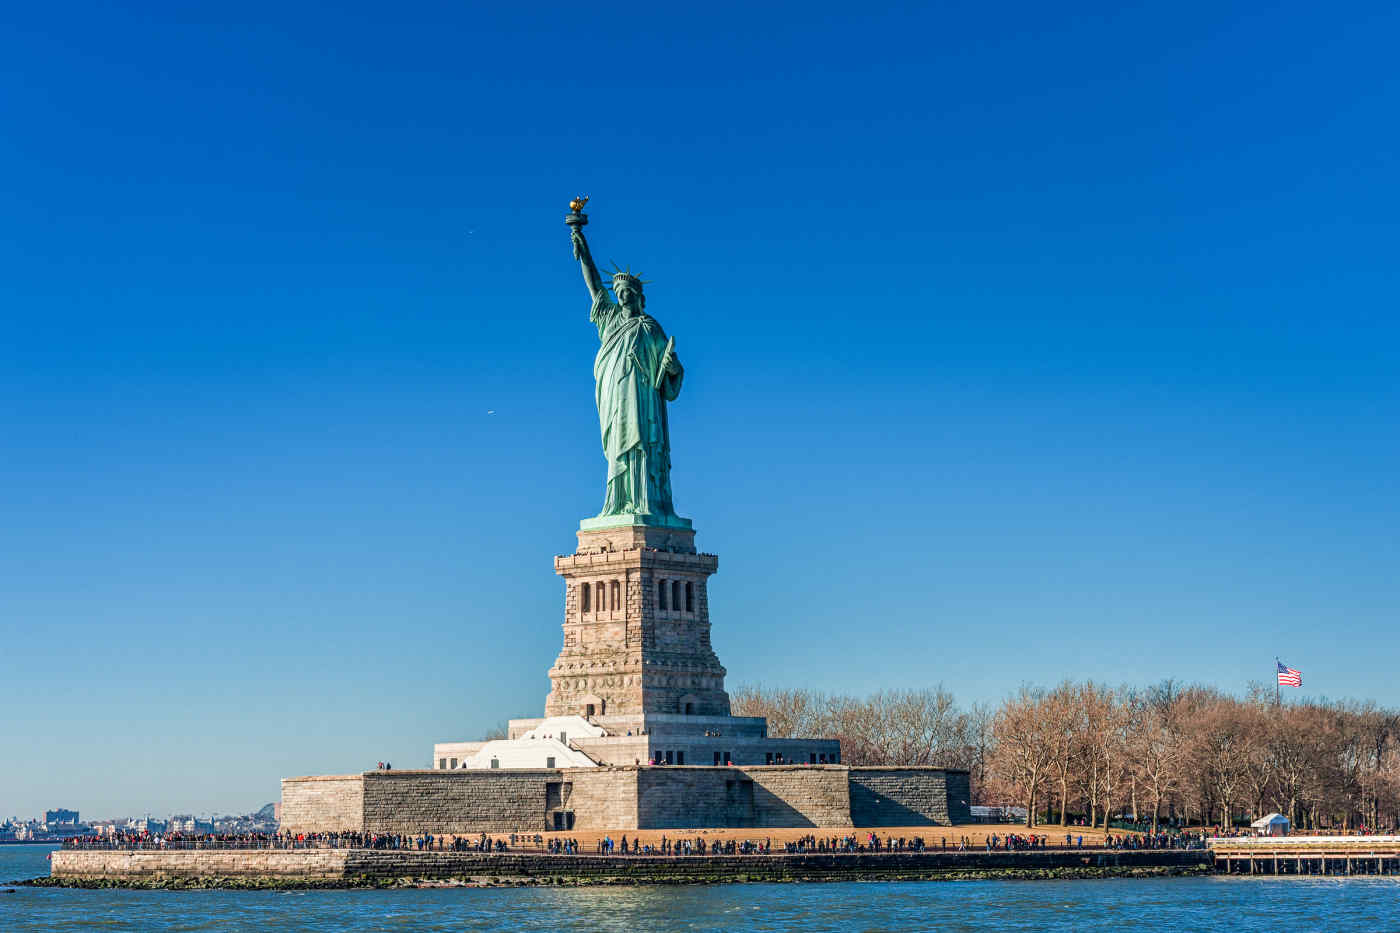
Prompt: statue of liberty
<box><xmin>567</xmin><ymin>201</ymin><xmax>690</xmax><ymax>529</ymax></box>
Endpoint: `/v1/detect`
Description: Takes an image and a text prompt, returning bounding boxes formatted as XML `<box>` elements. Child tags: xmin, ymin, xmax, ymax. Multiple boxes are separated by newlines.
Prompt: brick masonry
<box><xmin>749</xmin><ymin>767</ymin><xmax>853</xmax><ymax>828</ymax></box>
<box><xmin>280</xmin><ymin>775</ymin><xmax>364</xmax><ymax>835</ymax></box>
<box><xmin>567</xmin><ymin>768</ymin><xmax>637</xmax><ymax>830</ymax></box>
<box><xmin>945</xmin><ymin>770</ymin><xmax>973</xmax><ymax>823</ymax></box>
<box><xmin>849</xmin><ymin>768</ymin><xmax>974</xmax><ymax>826</ymax></box>
<box><xmin>280</xmin><ymin>766</ymin><xmax>968</xmax><ymax>833</ymax></box>
<box><xmin>633</xmin><ymin>768</ymin><xmax>757</xmax><ymax>829</ymax></box>
<box><xmin>361</xmin><ymin>770</ymin><xmax>555</xmax><ymax>834</ymax></box>
<box><xmin>51</xmin><ymin>848</ymin><xmax>351</xmax><ymax>880</ymax></box>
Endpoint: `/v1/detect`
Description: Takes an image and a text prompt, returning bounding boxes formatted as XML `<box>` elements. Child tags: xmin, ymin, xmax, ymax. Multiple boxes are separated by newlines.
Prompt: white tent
<box><xmin>1251</xmin><ymin>813</ymin><xmax>1290</xmax><ymax>836</ymax></box>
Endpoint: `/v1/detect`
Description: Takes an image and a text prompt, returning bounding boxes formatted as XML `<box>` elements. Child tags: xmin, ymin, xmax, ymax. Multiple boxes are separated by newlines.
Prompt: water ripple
<box><xmin>5</xmin><ymin>847</ymin><xmax>1397</xmax><ymax>932</ymax></box>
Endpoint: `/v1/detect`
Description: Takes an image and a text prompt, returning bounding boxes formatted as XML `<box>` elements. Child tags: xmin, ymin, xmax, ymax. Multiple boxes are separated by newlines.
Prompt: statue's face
<box><xmin>614</xmin><ymin>282</ymin><xmax>642</xmax><ymax>313</ymax></box>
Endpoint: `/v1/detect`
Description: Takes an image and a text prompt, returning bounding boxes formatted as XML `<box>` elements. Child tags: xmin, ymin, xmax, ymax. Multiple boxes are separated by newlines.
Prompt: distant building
<box><xmin>971</xmin><ymin>805</ymin><xmax>1029</xmax><ymax>823</ymax></box>
<box><xmin>126</xmin><ymin>818</ymin><xmax>167</xmax><ymax>834</ymax></box>
<box><xmin>45</xmin><ymin>808</ymin><xmax>79</xmax><ymax>825</ymax></box>
<box><xmin>168</xmin><ymin>812</ymin><xmax>214</xmax><ymax>829</ymax></box>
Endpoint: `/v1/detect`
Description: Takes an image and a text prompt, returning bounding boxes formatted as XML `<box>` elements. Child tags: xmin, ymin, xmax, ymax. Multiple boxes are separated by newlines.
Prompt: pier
<box><xmin>1211</xmin><ymin>836</ymin><xmax>1400</xmax><ymax>876</ymax></box>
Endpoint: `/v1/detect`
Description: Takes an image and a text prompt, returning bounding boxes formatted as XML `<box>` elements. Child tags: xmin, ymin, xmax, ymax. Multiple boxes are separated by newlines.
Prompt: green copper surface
<box><xmin>570</xmin><ymin>217</ymin><xmax>689</xmax><ymax>529</ymax></box>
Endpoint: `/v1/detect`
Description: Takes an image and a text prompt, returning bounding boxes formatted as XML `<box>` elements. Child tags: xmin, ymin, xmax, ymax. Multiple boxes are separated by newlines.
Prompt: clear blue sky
<box><xmin>2</xmin><ymin>1</ymin><xmax>1396</xmax><ymax>819</ymax></box>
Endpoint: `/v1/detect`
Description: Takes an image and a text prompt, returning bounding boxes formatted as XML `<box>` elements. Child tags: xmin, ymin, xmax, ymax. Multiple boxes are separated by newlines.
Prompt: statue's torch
<box><xmin>566</xmin><ymin>195</ymin><xmax>589</xmax><ymax>230</ymax></box>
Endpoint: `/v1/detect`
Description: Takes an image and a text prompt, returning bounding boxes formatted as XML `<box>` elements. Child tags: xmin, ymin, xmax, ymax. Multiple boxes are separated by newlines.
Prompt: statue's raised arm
<box><xmin>571</xmin><ymin>227</ymin><xmax>607</xmax><ymax>304</ymax></box>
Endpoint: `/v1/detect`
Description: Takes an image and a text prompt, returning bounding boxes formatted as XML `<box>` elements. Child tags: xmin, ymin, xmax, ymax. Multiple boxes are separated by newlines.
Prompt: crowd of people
<box><xmin>61</xmin><ymin>831</ymin><xmax>513</xmax><ymax>852</ymax></box>
<box><xmin>1103</xmin><ymin>830</ymin><xmax>1207</xmax><ymax>850</ymax></box>
<box><xmin>63</xmin><ymin>831</ymin><xmax>289</xmax><ymax>851</ymax></box>
<box><xmin>780</xmin><ymin>833</ymin><xmax>933</xmax><ymax>853</ymax></box>
<box><xmin>63</xmin><ymin>828</ymin><xmax>1204</xmax><ymax>854</ymax></box>
<box><xmin>983</xmin><ymin>832</ymin><xmax>1048</xmax><ymax>850</ymax></box>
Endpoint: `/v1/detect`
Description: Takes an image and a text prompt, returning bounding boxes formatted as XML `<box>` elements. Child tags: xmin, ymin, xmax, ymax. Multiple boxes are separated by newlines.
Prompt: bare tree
<box><xmin>991</xmin><ymin>686</ymin><xmax>1054</xmax><ymax>828</ymax></box>
<box><xmin>1042</xmin><ymin>682</ymin><xmax>1081</xmax><ymax>825</ymax></box>
<box><xmin>1135</xmin><ymin>681</ymin><xmax>1186</xmax><ymax>834</ymax></box>
<box><xmin>735</xmin><ymin>679</ymin><xmax>1400</xmax><ymax>834</ymax></box>
<box><xmin>1194</xmin><ymin>699</ymin><xmax>1251</xmax><ymax>830</ymax></box>
<box><xmin>1076</xmin><ymin>682</ymin><xmax>1124</xmax><ymax>828</ymax></box>
<box><xmin>731</xmin><ymin>684</ymin><xmax>828</xmax><ymax>740</ymax></box>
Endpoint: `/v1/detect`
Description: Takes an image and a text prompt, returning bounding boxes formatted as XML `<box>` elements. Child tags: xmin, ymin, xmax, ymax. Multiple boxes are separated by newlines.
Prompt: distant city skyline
<box><xmin>3</xmin><ymin>1</ymin><xmax>1398</xmax><ymax>816</ymax></box>
<box><xmin>1</xmin><ymin>803</ymin><xmax>276</xmax><ymax>843</ymax></box>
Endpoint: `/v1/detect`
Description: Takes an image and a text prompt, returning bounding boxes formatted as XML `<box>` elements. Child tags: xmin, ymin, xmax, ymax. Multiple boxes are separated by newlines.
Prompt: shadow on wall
<box><xmin>848</xmin><ymin>770</ymin><xmax>958</xmax><ymax>827</ymax></box>
<box><xmin>636</xmin><ymin>770</ymin><xmax>760</xmax><ymax>829</ymax></box>
<box><xmin>750</xmin><ymin>778</ymin><xmax>826</xmax><ymax>828</ymax></box>
<box><xmin>849</xmin><ymin>782</ymin><xmax>938</xmax><ymax>826</ymax></box>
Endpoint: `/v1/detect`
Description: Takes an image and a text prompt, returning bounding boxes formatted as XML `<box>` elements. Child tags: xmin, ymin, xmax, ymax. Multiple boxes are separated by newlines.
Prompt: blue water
<box><xmin>5</xmin><ymin>844</ymin><xmax>1399</xmax><ymax>931</ymax></box>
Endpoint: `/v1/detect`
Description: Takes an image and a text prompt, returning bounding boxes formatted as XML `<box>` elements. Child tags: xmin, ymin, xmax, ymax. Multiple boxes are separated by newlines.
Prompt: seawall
<box><xmin>47</xmin><ymin>848</ymin><xmax>1212</xmax><ymax>887</ymax></box>
<box><xmin>281</xmin><ymin>765</ymin><xmax>969</xmax><ymax>835</ymax></box>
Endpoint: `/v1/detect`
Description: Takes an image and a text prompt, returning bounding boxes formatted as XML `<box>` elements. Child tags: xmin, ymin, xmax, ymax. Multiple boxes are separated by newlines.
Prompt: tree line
<box><xmin>732</xmin><ymin>681</ymin><xmax>1400</xmax><ymax>833</ymax></box>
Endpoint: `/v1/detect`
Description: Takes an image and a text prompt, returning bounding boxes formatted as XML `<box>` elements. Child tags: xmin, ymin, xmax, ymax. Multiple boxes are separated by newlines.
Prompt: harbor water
<box><xmin>4</xmin><ymin>844</ymin><xmax>1399</xmax><ymax>931</ymax></box>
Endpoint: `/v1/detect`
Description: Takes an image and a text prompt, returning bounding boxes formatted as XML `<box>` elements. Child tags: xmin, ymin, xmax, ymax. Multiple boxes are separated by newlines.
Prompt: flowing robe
<box><xmin>590</xmin><ymin>293</ymin><xmax>683</xmax><ymax>519</ymax></box>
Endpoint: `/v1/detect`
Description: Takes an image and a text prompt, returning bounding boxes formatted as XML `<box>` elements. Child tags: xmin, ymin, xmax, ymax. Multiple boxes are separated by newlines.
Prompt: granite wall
<box><xmin>280</xmin><ymin>766</ymin><xmax>969</xmax><ymax>833</ymax></box>
<box><xmin>634</xmin><ymin>768</ymin><xmax>752</xmax><ymax>828</ymax></box>
<box><xmin>279</xmin><ymin>775</ymin><xmax>364</xmax><ymax>835</ymax></box>
<box><xmin>567</xmin><ymin>767</ymin><xmax>638</xmax><ymax>830</ymax></box>
<box><xmin>848</xmin><ymin>768</ymin><xmax>972</xmax><ymax>826</ymax></box>
<box><xmin>361</xmin><ymin>770</ymin><xmax>554</xmax><ymax>834</ymax></box>
<box><xmin>51</xmin><ymin>848</ymin><xmax>351</xmax><ymax>880</ymax></box>
<box><xmin>750</xmin><ymin>767</ymin><xmax>852</xmax><ymax>827</ymax></box>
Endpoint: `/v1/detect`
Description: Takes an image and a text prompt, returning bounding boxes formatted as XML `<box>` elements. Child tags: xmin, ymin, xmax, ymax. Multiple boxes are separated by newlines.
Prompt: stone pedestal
<box><xmin>545</xmin><ymin>522</ymin><xmax>729</xmax><ymax>719</ymax></box>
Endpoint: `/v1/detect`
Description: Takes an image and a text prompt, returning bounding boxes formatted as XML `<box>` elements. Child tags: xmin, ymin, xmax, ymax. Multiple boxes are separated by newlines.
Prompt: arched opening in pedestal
<box><xmin>578</xmin><ymin>694</ymin><xmax>606</xmax><ymax>719</ymax></box>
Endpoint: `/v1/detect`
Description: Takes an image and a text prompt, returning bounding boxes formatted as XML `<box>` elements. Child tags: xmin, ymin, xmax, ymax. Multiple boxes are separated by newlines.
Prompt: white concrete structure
<box><xmin>432</xmin><ymin>716</ymin><xmax>604</xmax><ymax>770</ymax></box>
<box><xmin>459</xmin><ymin>737</ymin><xmax>595</xmax><ymax>769</ymax></box>
<box><xmin>516</xmin><ymin>715</ymin><xmax>605</xmax><ymax>743</ymax></box>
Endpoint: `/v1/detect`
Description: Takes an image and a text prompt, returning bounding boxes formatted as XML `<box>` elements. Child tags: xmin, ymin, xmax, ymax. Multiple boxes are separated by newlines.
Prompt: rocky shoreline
<box><xmin>40</xmin><ymin>848</ymin><xmax>1212</xmax><ymax>889</ymax></box>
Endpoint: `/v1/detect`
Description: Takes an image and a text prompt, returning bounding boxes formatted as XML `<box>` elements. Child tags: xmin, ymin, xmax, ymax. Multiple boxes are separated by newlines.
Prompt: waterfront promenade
<box><xmin>47</xmin><ymin>846</ymin><xmax>1210</xmax><ymax>887</ymax></box>
<box><xmin>56</xmin><ymin>823</ymin><xmax>1181</xmax><ymax>853</ymax></box>
<box><xmin>42</xmin><ymin>825</ymin><xmax>1210</xmax><ymax>887</ymax></box>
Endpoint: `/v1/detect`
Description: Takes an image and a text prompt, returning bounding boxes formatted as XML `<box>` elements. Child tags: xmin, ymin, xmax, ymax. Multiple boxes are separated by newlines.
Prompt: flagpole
<box><xmin>1275</xmin><ymin>657</ymin><xmax>1280</xmax><ymax>707</ymax></box>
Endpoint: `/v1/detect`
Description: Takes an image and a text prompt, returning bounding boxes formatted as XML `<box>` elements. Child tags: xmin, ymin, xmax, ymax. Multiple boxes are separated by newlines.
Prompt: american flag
<box><xmin>1277</xmin><ymin>661</ymin><xmax>1302</xmax><ymax>687</ymax></box>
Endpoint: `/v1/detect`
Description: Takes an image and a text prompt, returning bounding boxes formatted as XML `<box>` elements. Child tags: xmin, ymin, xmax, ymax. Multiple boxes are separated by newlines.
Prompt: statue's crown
<box><xmin>609</xmin><ymin>263</ymin><xmax>649</xmax><ymax>291</ymax></box>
